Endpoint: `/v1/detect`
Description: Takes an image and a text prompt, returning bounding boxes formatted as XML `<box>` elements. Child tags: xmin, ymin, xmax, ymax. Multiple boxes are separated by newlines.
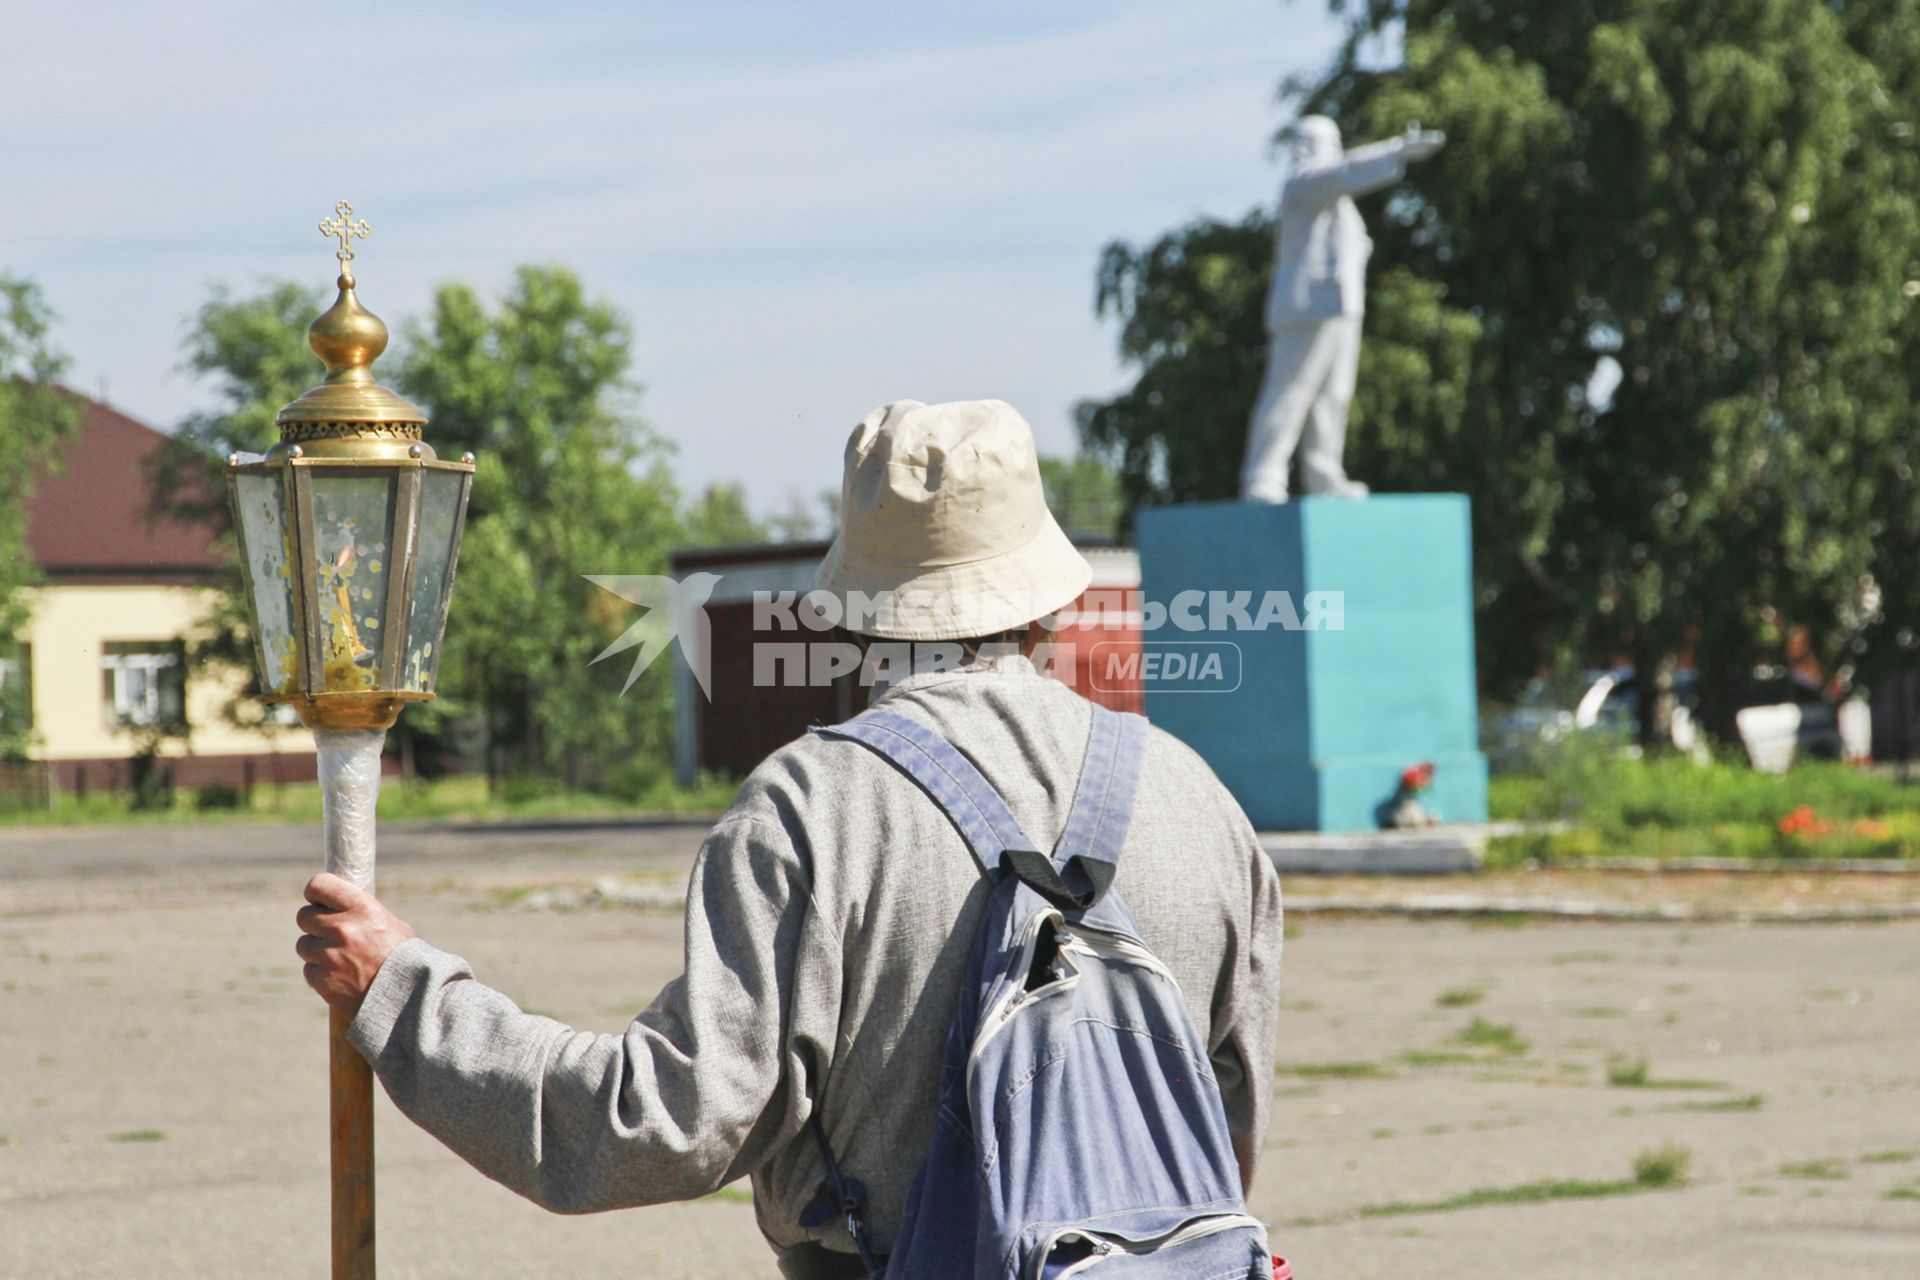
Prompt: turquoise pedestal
<box><xmin>1134</xmin><ymin>496</ymin><xmax>1488</xmax><ymax>832</ymax></box>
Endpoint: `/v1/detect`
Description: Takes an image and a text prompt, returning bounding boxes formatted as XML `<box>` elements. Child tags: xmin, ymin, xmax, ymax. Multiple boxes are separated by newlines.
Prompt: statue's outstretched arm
<box><xmin>1281</xmin><ymin>131</ymin><xmax>1444</xmax><ymax>209</ymax></box>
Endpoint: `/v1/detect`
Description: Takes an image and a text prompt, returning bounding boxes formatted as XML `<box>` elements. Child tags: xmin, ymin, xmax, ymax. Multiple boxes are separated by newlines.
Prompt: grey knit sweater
<box><xmin>350</xmin><ymin>655</ymin><xmax>1284</xmax><ymax>1260</ymax></box>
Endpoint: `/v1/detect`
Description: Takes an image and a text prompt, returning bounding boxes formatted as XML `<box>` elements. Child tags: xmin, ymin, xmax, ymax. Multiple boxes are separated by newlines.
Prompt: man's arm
<box><xmin>299</xmin><ymin>814</ymin><xmax>839</xmax><ymax>1214</ymax></box>
<box><xmin>1205</xmin><ymin>802</ymin><xmax>1285</xmax><ymax>1193</ymax></box>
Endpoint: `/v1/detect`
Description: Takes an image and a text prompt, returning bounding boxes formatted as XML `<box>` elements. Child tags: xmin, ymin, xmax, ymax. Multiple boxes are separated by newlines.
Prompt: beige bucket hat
<box><xmin>814</xmin><ymin>399</ymin><xmax>1091</xmax><ymax>641</ymax></box>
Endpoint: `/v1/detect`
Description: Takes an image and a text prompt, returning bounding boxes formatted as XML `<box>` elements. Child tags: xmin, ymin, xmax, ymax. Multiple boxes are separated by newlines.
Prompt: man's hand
<box><xmin>296</xmin><ymin>873</ymin><xmax>418</xmax><ymax>1019</ymax></box>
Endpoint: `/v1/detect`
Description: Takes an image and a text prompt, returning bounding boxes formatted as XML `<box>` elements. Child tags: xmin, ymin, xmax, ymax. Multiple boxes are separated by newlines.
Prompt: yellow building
<box><xmin>10</xmin><ymin>396</ymin><xmax>314</xmax><ymax>793</ymax></box>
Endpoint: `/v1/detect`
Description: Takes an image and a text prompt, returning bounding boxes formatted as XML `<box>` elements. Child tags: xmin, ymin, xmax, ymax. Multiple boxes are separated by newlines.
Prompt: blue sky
<box><xmin>7</xmin><ymin>1</ymin><xmax>1347</xmax><ymax>521</ymax></box>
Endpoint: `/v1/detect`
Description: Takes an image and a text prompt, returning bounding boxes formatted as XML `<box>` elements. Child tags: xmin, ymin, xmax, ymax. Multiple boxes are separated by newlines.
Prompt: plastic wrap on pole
<box><xmin>316</xmin><ymin>729</ymin><xmax>386</xmax><ymax>893</ymax></box>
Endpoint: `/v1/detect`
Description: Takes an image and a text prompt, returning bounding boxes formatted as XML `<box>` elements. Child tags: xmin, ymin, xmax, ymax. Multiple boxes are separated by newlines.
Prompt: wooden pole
<box><xmin>330</xmin><ymin>1007</ymin><xmax>375</xmax><ymax>1279</ymax></box>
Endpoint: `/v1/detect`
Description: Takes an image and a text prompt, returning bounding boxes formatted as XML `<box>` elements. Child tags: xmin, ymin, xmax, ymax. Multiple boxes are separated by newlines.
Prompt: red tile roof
<box><xmin>24</xmin><ymin>394</ymin><xmax>227</xmax><ymax>583</ymax></box>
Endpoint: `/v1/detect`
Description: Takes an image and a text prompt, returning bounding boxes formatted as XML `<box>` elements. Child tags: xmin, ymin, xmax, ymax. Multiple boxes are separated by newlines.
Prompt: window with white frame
<box><xmin>102</xmin><ymin>642</ymin><xmax>187</xmax><ymax>730</ymax></box>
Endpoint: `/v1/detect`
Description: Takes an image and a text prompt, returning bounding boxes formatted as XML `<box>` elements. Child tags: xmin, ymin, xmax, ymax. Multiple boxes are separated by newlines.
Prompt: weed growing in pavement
<box><xmin>1452</xmin><ymin>1017</ymin><xmax>1530</xmax><ymax>1056</ymax></box>
<box><xmin>1671</xmin><ymin>1094</ymin><xmax>1764</xmax><ymax>1113</ymax></box>
<box><xmin>1286</xmin><ymin>1061</ymin><xmax>1389</xmax><ymax>1080</ymax></box>
<box><xmin>1632</xmin><ymin>1145</ymin><xmax>1692</xmax><ymax>1187</ymax></box>
<box><xmin>1351</xmin><ymin>1144</ymin><xmax>1692</xmax><ymax>1220</ymax></box>
<box><xmin>1606</xmin><ymin>1055</ymin><xmax>1727</xmax><ymax>1090</ymax></box>
<box><xmin>1778</xmin><ymin>1160</ymin><xmax>1849</xmax><ymax>1181</ymax></box>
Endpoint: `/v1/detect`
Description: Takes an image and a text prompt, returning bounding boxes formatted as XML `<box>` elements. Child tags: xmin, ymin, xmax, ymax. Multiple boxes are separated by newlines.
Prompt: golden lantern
<box><xmin>224</xmin><ymin>202</ymin><xmax>473</xmax><ymax>1279</ymax></box>
<box><xmin>226</xmin><ymin>202</ymin><xmax>473</xmax><ymax>733</ymax></box>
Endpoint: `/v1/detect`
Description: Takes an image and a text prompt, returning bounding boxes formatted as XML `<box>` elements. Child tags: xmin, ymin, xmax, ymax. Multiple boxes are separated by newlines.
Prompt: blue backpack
<box><xmin>807</xmin><ymin>701</ymin><xmax>1270</xmax><ymax>1279</ymax></box>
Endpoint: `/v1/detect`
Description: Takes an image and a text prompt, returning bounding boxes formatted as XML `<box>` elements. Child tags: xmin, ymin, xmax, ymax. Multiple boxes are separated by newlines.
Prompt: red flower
<box><xmin>1777</xmin><ymin>805</ymin><xmax>1832</xmax><ymax>838</ymax></box>
<box><xmin>1400</xmin><ymin>761</ymin><xmax>1436</xmax><ymax>792</ymax></box>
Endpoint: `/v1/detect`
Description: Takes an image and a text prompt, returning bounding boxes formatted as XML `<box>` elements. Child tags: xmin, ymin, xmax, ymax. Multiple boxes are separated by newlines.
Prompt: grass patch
<box><xmin>705</xmin><ymin>1184</ymin><xmax>754</xmax><ymax>1204</ymax></box>
<box><xmin>0</xmin><ymin>770</ymin><xmax>742</xmax><ymax>830</ymax></box>
<box><xmin>1286</xmin><ymin>1061</ymin><xmax>1389</xmax><ymax>1080</ymax></box>
<box><xmin>1487</xmin><ymin>749</ymin><xmax>1920</xmax><ymax>864</ymax></box>
<box><xmin>1358</xmin><ymin>1179</ymin><xmax>1644</xmax><ymax>1218</ymax></box>
<box><xmin>1400</xmin><ymin>1050</ymin><xmax>1479</xmax><ymax>1068</ymax></box>
<box><xmin>1886</xmin><ymin>1186</ymin><xmax>1920</xmax><ymax>1202</ymax></box>
<box><xmin>1863</xmin><ymin>1150</ymin><xmax>1918</xmax><ymax>1164</ymax></box>
<box><xmin>1671</xmin><ymin>1094</ymin><xmax>1764</xmax><ymax>1113</ymax></box>
<box><xmin>1632</xmin><ymin>1144</ymin><xmax>1693</xmax><ymax>1188</ymax></box>
<box><xmin>1778</xmin><ymin>1160</ymin><xmax>1848</xmax><ymax>1181</ymax></box>
<box><xmin>1605</xmin><ymin>1056</ymin><xmax>1726</xmax><ymax>1091</ymax></box>
<box><xmin>1356</xmin><ymin>1145</ymin><xmax>1691</xmax><ymax>1220</ymax></box>
<box><xmin>1607</xmin><ymin>1056</ymin><xmax>1651</xmax><ymax>1087</ymax></box>
<box><xmin>107</xmin><ymin>1130</ymin><xmax>165</xmax><ymax>1143</ymax></box>
<box><xmin>1452</xmin><ymin>1017</ymin><xmax>1530</xmax><ymax>1056</ymax></box>
<box><xmin>1435</xmin><ymin>987</ymin><xmax>1485</xmax><ymax>1008</ymax></box>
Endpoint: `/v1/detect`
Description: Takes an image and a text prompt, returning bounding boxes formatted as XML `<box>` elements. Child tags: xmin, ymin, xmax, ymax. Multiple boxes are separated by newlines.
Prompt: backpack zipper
<box><xmin>1034</xmin><ymin>1213</ymin><xmax>1265</xmax><ymax>1279</ymax></box>
<box><xmin>966</xmin><ymin>909</ymin><xmax>1080</xmax><ymax>1094</ymax></box>
<box><xmin>968</xmin><ymin>920</ymin><xmax>1184</xmax><ymax>1096</ymax></box>
<box><xmin>1054</xmin><ymin>925</ymin><xmax>1182</xmax><ymax>992</ymax></box>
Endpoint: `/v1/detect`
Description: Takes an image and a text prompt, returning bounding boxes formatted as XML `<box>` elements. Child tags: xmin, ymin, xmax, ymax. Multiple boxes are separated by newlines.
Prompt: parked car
<box><xmin>1488</xmin><ymin>664</ymin><xmax>1864</xmax><ymax>771</ymax></box>
<box><xmin>1485</xmin><ymin>666</ymin><xmax>1705</xmax><ymax>767</ymax></box>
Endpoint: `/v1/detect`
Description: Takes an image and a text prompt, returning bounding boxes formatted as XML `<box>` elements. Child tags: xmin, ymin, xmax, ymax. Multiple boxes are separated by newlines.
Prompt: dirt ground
<box><xmin>3</xmin><ymin>819</ymin><xmax>1918</xmax><ymax>1278</ymax></box>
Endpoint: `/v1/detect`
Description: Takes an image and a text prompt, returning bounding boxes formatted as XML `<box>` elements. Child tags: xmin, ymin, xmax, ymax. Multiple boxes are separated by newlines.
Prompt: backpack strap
<box><xmin>998</xmin><ymin>702</ymin><xmax>1147</xmax><ymax>911</ymax></box>
<box><xmin>812</xmin><ymin>702</ymin><xmax>1149</xmax><ymax>911</ymax></box>
<box><xmin>1040</xmin><ymin>701</ymin><xmax>1149</xmax><ymax>899</ymax></box>
<box><xmin>811</xmin><ymin>709</ymin><xmax>1040</xmax><ymax>879</ymax></box>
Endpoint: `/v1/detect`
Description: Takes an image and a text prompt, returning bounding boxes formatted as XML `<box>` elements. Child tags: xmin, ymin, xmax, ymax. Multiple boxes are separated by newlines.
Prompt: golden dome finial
<box><xmin>272</xmin><ymin>200</ymin><xmax>429</xmax><ymax>449</ymax></box>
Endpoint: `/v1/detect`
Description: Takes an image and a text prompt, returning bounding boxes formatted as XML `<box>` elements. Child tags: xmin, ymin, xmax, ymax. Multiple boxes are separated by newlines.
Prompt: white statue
<box><xmin>1241</xmin><ymin>116</ymin><xmax>1446</xmax><ymax>503</ymax></box>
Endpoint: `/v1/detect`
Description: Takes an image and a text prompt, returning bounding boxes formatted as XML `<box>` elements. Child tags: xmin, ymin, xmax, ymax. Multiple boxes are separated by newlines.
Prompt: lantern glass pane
<box><xmin>310</xmin><ymin>474</ymin><xmax>398</xmax><ymax>692</ymax></box>
<box><xmin>403</xmin><ymin>469</ymin><xmax>465</xmax><ymax>692</ymax></box>
<box><xmin>234</xmin><ymin>472</ymin><xmax>298</xmax><ymax>693</ymax></box>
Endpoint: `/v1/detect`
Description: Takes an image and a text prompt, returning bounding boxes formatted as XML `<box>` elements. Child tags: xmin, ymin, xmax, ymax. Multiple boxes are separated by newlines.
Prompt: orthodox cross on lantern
<box><xmin>320</xmin><ymin>200</ymin><xmax>372</xmax><ymax>265</ymax></box>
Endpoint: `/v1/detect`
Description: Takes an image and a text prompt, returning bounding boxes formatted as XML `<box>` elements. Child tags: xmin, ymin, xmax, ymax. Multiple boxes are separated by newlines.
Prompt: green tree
<box><xmin>1833</xmin><ymin>0</ymin><xmax>1920</xmax><ymax>697</ymax></box>
<box><xmin>166</xmin><ymin>283</ymin><xmax>325</xmax><ymax>739</ymax></box>
<box><xmin>0</xmin><ymin>278</ymin><xmax>81</xmax><ymax>759</ymax></box>
<box><xmin>684</xmin><ymin>483</ymin><xmax>767</xmax><ymax>548</ymax></box>
<box><xmin>1086</xmin><ymin>0</ymin><xmax>1920</xmax><ymax>737</ymax></box>
<box><xmin>397</xmin><ymin>267</ymin><xmax>685</xmax><ymax>792</ymax></box>
<box><xmin>1039</xmin><ymin>453</ymin><xmax>1126</xmax><ymax>541</ymax></box>
<box><xmin>1077</xmin><ymin>213</ymin><xmax>1275</xmax><ymax>514</ymax></box>
<box><xmin>767</xmin><ymin>489</ymin><xmax>839</xmax><ymax>543</ymax></box>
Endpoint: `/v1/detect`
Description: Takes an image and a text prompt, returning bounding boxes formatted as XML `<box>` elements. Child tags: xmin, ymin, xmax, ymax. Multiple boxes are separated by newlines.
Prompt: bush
<box><xmin>193</xmin><ymin>782</ymin><xmax>244</xmax><ymax>811</ymax></box>
<box><xmin>498</xmin><ymin>773</ymin><xmax>554</xmax><ymax>806</ymax></box>
<box><xmin>127</xmin><ymin>753</ymin><xmax>174</xmax><ymax>812</ymax></box>
<box><xmin>1486</xmin><ymin>735</ymin><xmax>1920</xmax><ymax>862</ymax></box>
